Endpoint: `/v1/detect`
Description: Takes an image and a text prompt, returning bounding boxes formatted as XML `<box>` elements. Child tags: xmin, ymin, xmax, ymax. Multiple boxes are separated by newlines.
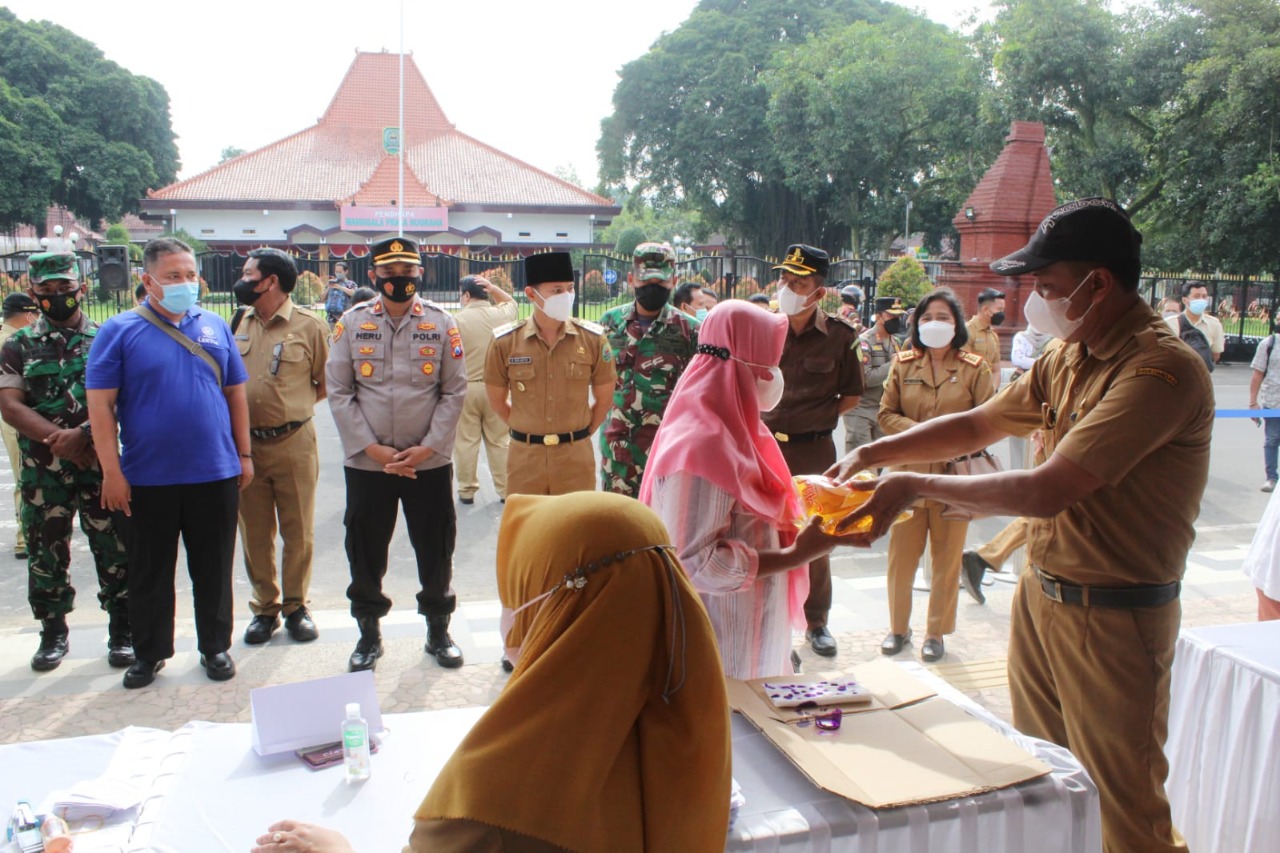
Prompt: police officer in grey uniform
<box><xmin>327</xmin><ymin>236</ymin><xmax>468</xmax><ymax>672</ymax></box>
<box><xmin>842</xmin><ymin>296</ymin><xmax>907</xmax><ymax>454</ymax></box>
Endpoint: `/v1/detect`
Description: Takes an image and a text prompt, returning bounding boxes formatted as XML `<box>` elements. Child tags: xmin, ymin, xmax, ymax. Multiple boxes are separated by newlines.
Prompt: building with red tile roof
<box><xmin>139</xmin><ymin>51</ymin><xmax>618</xmax><ymax>259</ymax></box>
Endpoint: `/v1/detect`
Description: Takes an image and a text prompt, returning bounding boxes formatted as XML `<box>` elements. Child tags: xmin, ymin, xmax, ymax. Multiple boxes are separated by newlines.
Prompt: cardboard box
<box><xmin>728</xmin><ymin>659</ymin><xmax>1050</xmax><ymax>809</ymax></box>
<box><xmin>250</xmin><ymin>671</ymin><xmax>383</xmax><ymax>756</ymax></box>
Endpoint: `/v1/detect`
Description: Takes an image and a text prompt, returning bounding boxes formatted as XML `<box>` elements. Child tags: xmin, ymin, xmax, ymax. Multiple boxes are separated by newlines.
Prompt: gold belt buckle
<box><xmin>543</xmin><ymin>434</ymin><xmax>560</xmax><ymax>446</ymax></box>
<box><xmin>773</xmin><ymin>431</ymin><xmax>789</xmax><ymax>442</ymax></box>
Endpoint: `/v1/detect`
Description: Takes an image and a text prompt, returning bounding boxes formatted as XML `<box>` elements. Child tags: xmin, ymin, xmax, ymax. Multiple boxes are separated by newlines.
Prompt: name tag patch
<box><xmin>509</xmin><ymin>356</ymin><xmax>533</xmax><ymax>364</ymax></box>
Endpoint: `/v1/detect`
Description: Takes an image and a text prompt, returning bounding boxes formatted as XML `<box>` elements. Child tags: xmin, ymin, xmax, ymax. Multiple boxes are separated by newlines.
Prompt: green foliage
<box><xmin>293</xmin><ymin>271</ymin><xmax>325</xmax><ymax>307</ymax></box>
<box><xmin>167</xmin><ymin>228</ymin><xmax>208</xmax><ymax>256</ymax></box>
<box><xmin>581</xmin><ymin>269</ymin><xmax>610</xmax><ymax>302</ymax></box>
<box><xmin>219</xmin><ymin>146</ymin><xmax>245</xmax><ymax>163</ymax></box>
<box><xmin>611</xmin><ymin>225</ymin><xmax>647</xmax><ymax>258</ymax></box>
<box><xmin>876</xmin><ymin>257</ymin><xmax>933</xmax><ymax>306</ymax></box>
<box><xmin>0</xmin><ymin>13</ymin><xmax>178</xmax><ymax>226</ymax></box>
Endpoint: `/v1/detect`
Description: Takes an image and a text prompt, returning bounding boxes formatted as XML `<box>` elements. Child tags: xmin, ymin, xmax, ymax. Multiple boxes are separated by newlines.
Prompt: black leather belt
<box><xmin>510</xmin><ymin>427</ymin><xmax>591</xmax><ymax>446</ymax></box>
<box><xmin>250</xmin><ymin>419</ymin><xmax>309</xmax><ymax>440</ymax></box>
<box><xmin>772</xmin><ymin>429</ymin><xmax>834</xmax><ymax>444</ymax></box>
<box><xmin>1033</xmin><ymin>567</ymin><xmax>1180</xmax><ymax>609</ymax></box>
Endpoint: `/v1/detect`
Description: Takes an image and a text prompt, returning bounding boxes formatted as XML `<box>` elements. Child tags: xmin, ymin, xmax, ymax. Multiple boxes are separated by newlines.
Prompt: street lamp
<box><xmin>68</xmin><ymin>232</ymin><xmax>79</xmax><ymax>251</ymax></box>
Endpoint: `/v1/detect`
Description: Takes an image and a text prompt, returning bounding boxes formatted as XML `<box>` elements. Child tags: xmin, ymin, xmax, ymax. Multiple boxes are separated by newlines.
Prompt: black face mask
<box><xmin>232</xmin><ymin>278</ymin><xmax>265</xmax><ymax>306</ymax></box>
<box><xmin>36</xmin><ymin>291</ymin><xmax>81</xmax><ymax>323</ymax></box>
<box><xmin>883</xmin><ymin>315</ymin><xmax>902</xmax><ymax>335</ymax></box>
<box><xmin>990</xmin><ymin>311</ymin><xmax>1006</xmax><ymax>327</ymax></box>
<box><xmin>634</xmin><ymin>282</ymin><xmax>671</xmax><ymax>312</ymax></box>
<box><xmin>377</xmin><ymin>275</ymin><xmax>420</xmax><ymax>303</ymax></box>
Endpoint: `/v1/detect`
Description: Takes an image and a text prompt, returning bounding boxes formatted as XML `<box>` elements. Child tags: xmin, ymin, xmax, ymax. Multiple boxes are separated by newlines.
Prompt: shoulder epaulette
<box><xmin>831</xmin><ymin>313</ymin><xmax>860</xmax><ymax>332</ymax></box>
<box><xmin>897</xmin><ymin>349</ymin><xmax>920</xmax><ymax>363</ymax></box>
<box><xmin>294</xmin><ymin>305</ymin><xmax>327</xmax><ymax>324</ymax></box>
<box><xmin>959</xmin><ymin>350</ymin><xmax>985</xmax><ymax>367</ymax></box>
<box><xmin>572</xmin><ymin>318</ymin><xmax>605</xmax><ymax>335</ymax></box>
<box><xmin>493</xmin><ymin>321</ymin><xmax>520</xmax><ymax>338</ymax></box>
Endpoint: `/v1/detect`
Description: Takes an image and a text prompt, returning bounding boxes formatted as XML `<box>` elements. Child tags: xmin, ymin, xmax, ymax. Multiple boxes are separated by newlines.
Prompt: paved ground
<box><xmin>0</xmin><ymin>364</ymin><xmax>1265</xmax><ymax>743</ymax></box>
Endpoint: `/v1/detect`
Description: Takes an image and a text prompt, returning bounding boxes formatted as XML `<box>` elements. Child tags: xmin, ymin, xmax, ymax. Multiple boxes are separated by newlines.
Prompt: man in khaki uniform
<box><xmin>832</xmin><ymin>198</ymin><xmax>1211</xmax><ymax>853</ymax></box>
<box><xmin>0</xmin><ymin>292</ymin><xmax>37</xmax><ymax>559</ymax></box>
<box><xmin>485</xmin><ymin>252</ymin><xmax>615</xmax><ymax>496</ymax></box>
<box><xmin>452</xmin><ymin>275</ymin><xmax>516</xmax><ymax>505</ymax></box>
<box><xmin>231</xmin><ymin>248</ymin><xmax>329</xmax><ymax>645</ymax></box>
<box><xmin>762</xmin><ymin>243</ymin><xmax>863</xmax><ymax>658</ymax></box>
<box><xmin>965</xmin><ymin>287</ymin><xmax>1004</xmax><ymax>392</ymax></box>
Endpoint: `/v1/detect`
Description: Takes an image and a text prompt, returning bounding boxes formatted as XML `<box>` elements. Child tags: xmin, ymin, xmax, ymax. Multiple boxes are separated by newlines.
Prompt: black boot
<box><xmin>348</xmin><ymin>616</ymin><xmax>383</xmax><ymax>672</ymax></box>
<box><xmin>31</xmin><ymin>615</ymin><xmax>69</xmax><ymax>672</ymax></box>
<box><xmin>425</xmin><ymin>615</ymin><xmax>463</xmax><ymax>669</ymax></box>
<box><xmin>107</xmin><ymin>609</ymin><xmax>135</xmax><ymax>668</ymax></box>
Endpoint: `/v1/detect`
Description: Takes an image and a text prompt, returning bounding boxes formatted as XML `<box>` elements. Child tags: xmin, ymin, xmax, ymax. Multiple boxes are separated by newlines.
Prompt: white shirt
<box><xmin>1250</xmin><ymin>334</ymin><xmax>1280</xmax><ymax>408</ymax></box>
<box><xmin>1244</xmin><ymin>487</ymin><xmax>1280</xmax><ymax>598</ymax></box>
<box><xmin>1165</xmin><ymin>311</ymin><xmax>1225</xmax><ymax>355</ymax></box>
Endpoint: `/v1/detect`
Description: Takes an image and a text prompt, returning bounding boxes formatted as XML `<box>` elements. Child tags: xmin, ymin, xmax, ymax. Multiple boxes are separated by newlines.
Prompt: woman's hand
<box><xmin>251</xmin><ymin>821</ymin><xmax>355</xmax><ymax>853</ymax></box>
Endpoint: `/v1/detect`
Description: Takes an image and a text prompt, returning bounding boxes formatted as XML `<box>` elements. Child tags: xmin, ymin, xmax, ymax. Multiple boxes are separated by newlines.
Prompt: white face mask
<box><xmin>917</xmin><ymin>320</ymin><xmax>955</xmax><ymax>349</ymax></box>
<box><xmin>776</xmin><ymin>283</ymin><xmax>813</xmax><ymax>316</ymax></box>
<box><xmin>755</xmin><ymin>367</ymin><xmax>785</xmax><ymax>412</ymax></box>
<box><xmin>535</xmin><ymin>289</ymin><xmax>575</xmax><ymax>322</ymax></box>
<box><xmin>1023</xmin><ymin>269</ymin><xmax>1097</xmax><ymax>341</ymax></box>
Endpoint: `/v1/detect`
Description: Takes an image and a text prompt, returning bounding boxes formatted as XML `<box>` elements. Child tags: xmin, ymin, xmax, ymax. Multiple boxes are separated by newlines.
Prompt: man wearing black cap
<box><xmin>485</xmin><ymin>251</ymin><xmax>616</xmax><ymax>496</ymax></box>
<box><xmin>0</xmin><ymin>291</ymin><xmax>37</xmax><ymax>560</ymax></box>
<box><xmin>966</xmin><ymin>287</ymin><xmax>1005</xmax><ymax>392</ymax></box>
<box><xmin>830</xmin><ymin>198</ymin><xmax>1211</xmax><ymax>853</ymax></box>
<box><xmin>763</xmin><ymin>243</ymin><xmax>864</xmax><ymax>658</ymax></box>
<box><xmin>842</xmin><ymin>296</ymin><xmax>906</xmax><ymax>455</ymax></box>
<box><xmin>327</xmin><ymin>236</ymin><xmax>468</xmax><ymax>672</ymax></box>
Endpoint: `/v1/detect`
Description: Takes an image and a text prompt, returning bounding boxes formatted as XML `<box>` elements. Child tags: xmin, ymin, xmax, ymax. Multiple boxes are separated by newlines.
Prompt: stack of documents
<box><xmin>50</xmin><ymin>778</ymin><xmax>142</xmax><ymax>821</ymax></box>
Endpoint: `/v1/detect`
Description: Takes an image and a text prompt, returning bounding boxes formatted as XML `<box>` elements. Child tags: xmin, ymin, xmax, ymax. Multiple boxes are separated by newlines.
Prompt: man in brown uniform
<box><xmin>965</xmin><ymin>287</ymin><xmax>1005</xmax><ymax>392</ymax></box>
<box><xmin>831</xmin><ymin>198</ymin><xmax>1211</xmax><ymax>853</ymax></box>
<box><xmin>762</xmin><ymin>243</ymin><xmax>863</xmax><ymax>657</ymax></box>
<box><xmin>231</xmin><ymin>248</ymin><xmax>330</xmax><ymax>645</ymax></box>
<box><xmin>485</xmin><ymin>252</ymin><xmax>615</xmax><ymax>496</ymax></box>
<box><xmin>452</xmin><ymin>275</ymin><xmax>516</xmax><ymax>505</ymax></box>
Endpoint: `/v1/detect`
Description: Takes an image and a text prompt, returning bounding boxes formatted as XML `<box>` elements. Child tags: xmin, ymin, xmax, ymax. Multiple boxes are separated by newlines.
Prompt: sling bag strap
<box><xmin>131</xmin><ymin>305</ymin><xmax>222</xmax><ymax>386</ymax></box>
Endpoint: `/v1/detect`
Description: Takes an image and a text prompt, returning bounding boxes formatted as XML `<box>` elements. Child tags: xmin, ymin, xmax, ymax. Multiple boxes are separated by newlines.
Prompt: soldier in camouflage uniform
<box><xmin>0</xmin><ymin>252</ymin><xmax>131</xmax><ymax>672</ymax></box>
<box><xmin>598</xmin><ymin>242</ymin><xmax>700</xmax><ymax>497</ymax></box>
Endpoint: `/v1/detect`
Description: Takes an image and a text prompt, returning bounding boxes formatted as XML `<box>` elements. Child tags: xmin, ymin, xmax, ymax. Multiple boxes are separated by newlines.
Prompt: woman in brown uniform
<box><xmin>878</xmin><ymin>289</ymin><xmax>993</xmax><ymax>662</ymax></box>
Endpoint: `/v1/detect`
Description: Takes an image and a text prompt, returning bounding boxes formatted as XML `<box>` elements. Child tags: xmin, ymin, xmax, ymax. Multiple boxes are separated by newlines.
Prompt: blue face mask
<box><xmin>1187</xmin><ymin>298</ymin><xmax>1209</xmax><ymax>315</ymax></box>
<box><xmin>695</xmin><ymin>308</ymin><xmax>709</xmax><ymax>321</ymax></box>
<box><xmin>159</xmin><ymin>281</ymin><xmax>200</xmax><ymax>314</ymax></box>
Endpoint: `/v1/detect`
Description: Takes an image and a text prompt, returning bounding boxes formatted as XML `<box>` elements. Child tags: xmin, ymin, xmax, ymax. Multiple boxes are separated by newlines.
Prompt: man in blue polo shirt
<box><xmin>87</xmin><ymin>237</ymin><xmax>253</xmax><ymax>689</ymax></box>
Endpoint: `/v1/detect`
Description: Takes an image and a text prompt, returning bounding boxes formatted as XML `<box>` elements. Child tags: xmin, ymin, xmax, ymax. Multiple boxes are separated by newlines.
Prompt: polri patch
<box><xmin>419</xmin><ymin>322</ymin><xmax>436</xmax><ymax>331</ymax></box>
<box><xmin>1136</xmin><ymin>367</ymin><xmax>1178</xmax><ymax>386</ymax></box>
<box><xmin>360</xmin><ymin>322</ymin><xmax>378</xmax><ymax>331</ymax></box>
<box><xmin>419</xmin><ymin>346</ymin><xmax>436</xmax><ymax>357</ymax></box>
<box><xmin>422</xmin><ymin>362</ymin><xmax>435</xmax><ymax>375</ymax></box>
<box><xmin>359</xmin><ymin>362</ymin><xmax>375</xmax><ymax>378</ymax></box>
<box><xmin>332</xmin><ymin>322</ymin><xmax>344</xmax><ymax>339</ymax></box>
<box><xmin>359</xmin><ymin>346</ymin><xmax>375</xmax><ymax>355</ymax></box>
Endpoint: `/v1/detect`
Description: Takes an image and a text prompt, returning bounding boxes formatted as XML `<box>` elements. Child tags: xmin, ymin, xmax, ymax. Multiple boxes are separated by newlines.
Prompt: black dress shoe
<box><xmin>426</xmin><ymin>616</ymin><xmax>464</xmax><ymax>669</ymax></box>
<box><xmin>960</xmin><ymin>551</ymin><xmax>991</xmax><ymax>605</ymax></box>
<box><xmin>459</xmin><ymin>495</ymin><xmax>475</xmax><ymax>505</ymax></box>
<box><xmin>880</xmin><ymin>629</ymin><xmax>912</xmax><ymax>656</ymax></box>
<box><xmin>806</xmin><ymin>626</ymin><xmax>838</xmax><ymax>657</ymax></box>
<box><xmin>500</xmin><ymin>656</ymin><xmax>514</xmax><ymax>673</ymax></box>
<box><xmin>921</xmin><ymin>637</ymin><xmax>945</xmax><ymax>663</ymax></box>
<box><xmin>31</xmin><ymin>619</ymin><xmax>69</xmax><ymax>672</ymax></box>
<box><xmin>243</xmin><ymin>614</ymin><xmax>280</xmax><ymax>645</ymax></box>
<box><xmin>123</xmin><ymin>659</ymin><xmax>165</xmax><ymax>689</ymax></box>
<box><xmin>200</xmin><ymin>651</ymin><xmax>237</xmax><ymax>681</ymax></box>
<box><xmin>348</xmin><ymin>637</ymin><xmax>383</xmax><ymax>672</ymax></box>
<box><xmin>107</xmin><ymin>637</ymin><xmax>135</xmax><ymax>668</ymax></box>
<box><xmin>285</xmin><ymin>607</ymin><xmax>319</xmax><ymax>642</ymax></box>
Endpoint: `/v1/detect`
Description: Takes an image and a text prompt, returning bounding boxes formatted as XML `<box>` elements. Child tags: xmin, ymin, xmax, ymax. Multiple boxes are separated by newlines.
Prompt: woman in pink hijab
<box><xmin>640</xmin><ymin>300</ymin><xmax>844</xmax><ymax>678</ymax></box>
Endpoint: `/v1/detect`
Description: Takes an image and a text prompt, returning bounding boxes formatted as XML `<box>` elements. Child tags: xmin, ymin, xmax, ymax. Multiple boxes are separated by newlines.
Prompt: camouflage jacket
<box><xmin>598</xmin><ymin>302</ymin><xmax>699</xmax><ymax>494</ymax></box>
<box><xmin>0</xmin><ymin>314</ymin><xmax>97</xmax><ymax>466</ymax></box>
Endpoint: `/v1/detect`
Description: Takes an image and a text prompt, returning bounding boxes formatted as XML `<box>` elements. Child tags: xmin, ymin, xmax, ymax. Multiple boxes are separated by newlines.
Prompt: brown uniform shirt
<box><xmin>455</xmin><ymin>300</ymin><xmax>518</xmax><ymax>383</ymax></box>
<box><xmin>762</xmin><ymin>310</ymin><xmax>864</xmax><ymax>436</ymax></box>
<box><xmin>966</xmin><ymin>314</ymin><xmax>1001</xmax><ymax>378</ymax></box>
<box><xmin>484</xmin><ymin>316</ymin><xmax>616</xmax><ymax>435</ymax></box>
<box><xmin>879</xmin><ymin>347</ymin><xmax>994</xmax><ymax>477</ymax></box>
<box><xmin>236</xmin><ymin>299</ymin><xmax>329</xmax><ymax>428</ymax></box>
<box><xmin>982</xmin><ymin>300</ymin><xmax>1214</xmax><ymax>587</ymax></box>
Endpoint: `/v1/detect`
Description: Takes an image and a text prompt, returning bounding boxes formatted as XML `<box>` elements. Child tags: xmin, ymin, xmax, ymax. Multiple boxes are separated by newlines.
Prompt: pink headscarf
<box><xmin>640</xmin><ymin>300</ymin><xmax>809</xmax><ymax>627</ymax></box>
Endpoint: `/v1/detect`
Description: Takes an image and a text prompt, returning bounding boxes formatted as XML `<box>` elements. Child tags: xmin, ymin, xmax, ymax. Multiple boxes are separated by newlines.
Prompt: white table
<box><xmin>1167</xmin><ymin>621</ymin><xmax>1280</xmax><ymax>853</ymax></box>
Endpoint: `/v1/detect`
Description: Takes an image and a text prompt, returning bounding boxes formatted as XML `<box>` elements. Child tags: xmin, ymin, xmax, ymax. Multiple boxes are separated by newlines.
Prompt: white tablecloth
<box><xmin>1167</xmin><ymin>621</ymin><xmax>1280</xmax><ymax>853</ymax></box>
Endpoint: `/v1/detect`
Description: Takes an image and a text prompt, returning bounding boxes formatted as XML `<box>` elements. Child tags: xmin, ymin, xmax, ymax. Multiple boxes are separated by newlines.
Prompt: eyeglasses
<box><xmin>270</xmin><ymin>342</ymin><xmax>283</xmax><ymax>376</ymax></box>
<box><xmin>782</xmin><ymin>705</ymin><xmax>844</xmax><ymax>731</ymax></box>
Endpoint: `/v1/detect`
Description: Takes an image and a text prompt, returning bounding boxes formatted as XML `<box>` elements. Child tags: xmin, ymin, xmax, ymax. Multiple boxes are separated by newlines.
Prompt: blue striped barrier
<box><xmin>1217</xmin><ymin>409</ymin><xmax>1280</xmax><ymax>418</ymax></box>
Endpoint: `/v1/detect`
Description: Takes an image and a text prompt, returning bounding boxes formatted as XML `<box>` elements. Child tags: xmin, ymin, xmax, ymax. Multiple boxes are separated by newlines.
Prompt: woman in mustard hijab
<box><xmin>254</xmin><ymin>491</ymin><xmax>732</xmax><ymax>852</ymax></box>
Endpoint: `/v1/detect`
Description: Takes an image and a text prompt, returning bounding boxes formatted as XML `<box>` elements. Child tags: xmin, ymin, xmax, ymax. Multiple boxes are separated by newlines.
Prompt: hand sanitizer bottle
<box><xmin>342</xmin><ymin>702</ymin><xmax>371</xmax><ymax>783</ymax></box>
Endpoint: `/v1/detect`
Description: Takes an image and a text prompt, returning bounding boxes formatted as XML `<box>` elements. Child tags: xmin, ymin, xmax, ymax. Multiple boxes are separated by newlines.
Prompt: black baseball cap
<box><xmin>2</xmin><ymin>293</ymin><xmax>37</xmax><ymax>316</ymax></box>
<box><xmin>990</xmin><ymin>198</ymin><xmax>1142</xmax><ymax>276</ymax></box>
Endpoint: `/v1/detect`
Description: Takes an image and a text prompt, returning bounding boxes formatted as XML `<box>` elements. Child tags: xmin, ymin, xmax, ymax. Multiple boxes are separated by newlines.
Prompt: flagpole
<box><xmin>398</xmin><ymin>0</ymin><xmax>405</xmax><ymax>237</ymax></box>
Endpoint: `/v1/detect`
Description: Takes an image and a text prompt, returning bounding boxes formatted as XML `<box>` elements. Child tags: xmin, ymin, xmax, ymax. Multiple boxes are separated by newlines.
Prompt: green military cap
<box><xmin>27</xmin><ymin>252</ymin><xmax>80</xmax><ymax>283</ymax></box>
<box><xmin>632</xmin><ymin>242</ymin><xmax>677</xmax><ymax>283</ymax></box>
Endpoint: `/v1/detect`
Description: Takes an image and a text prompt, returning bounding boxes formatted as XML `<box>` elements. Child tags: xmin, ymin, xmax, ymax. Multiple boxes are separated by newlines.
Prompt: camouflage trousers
<box><xmin>20</xmin><ymin>455</ymin><xmax>128</xmax><ymax>620</ymax></box>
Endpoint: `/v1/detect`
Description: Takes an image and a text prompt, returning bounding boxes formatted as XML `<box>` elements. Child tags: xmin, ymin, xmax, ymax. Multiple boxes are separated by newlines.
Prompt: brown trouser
<box><xmin>408</xmin><ymin>818</ymin><xmax>568</xmax><ymax>852</ymax></box>
<box><xmin>886</xmin><ymin>502</ymin><xmax>967</xmax><ymax>636</ymax></box>
<box><xmin>1009</xmin><ymin>576</ymin><xmax>1185</xmax><ymax>853</ymax></box>
<box><xmin>506</xmin><ymin>437</ymin><xmax>595</xmax><ymax>497</ymax></box>
<box><xmin>453</xmin><ymin>382</ymin><xmax>509</xmax><ymax>500</ymax></box>
<box><xmin>238</xmin><ymin>421</ymin><xmax>318</xmax><ymax>618</ymax></box>
<box><xmin>778</xmin><ymin>435</ymin><xmax>836</xmax><ymax>629</ymax></box>
<box><xmin>976</xmin><ymin>516</ymin><xmax>1029</xmax><ymax>573</ymax></box>
<box><xmin>1</xmin><ymin>419</ymin><xmax>25</xmax><ymax>551</ymax></box>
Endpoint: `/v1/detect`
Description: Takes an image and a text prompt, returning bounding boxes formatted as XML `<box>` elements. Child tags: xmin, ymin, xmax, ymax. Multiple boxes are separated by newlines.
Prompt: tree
<box><xmin>0</xmin><ymin>10</ymin><xmax>178</xmax><ymax>227</ymax></box>
<box><xmin>0</xmin><ymin>78</ymin><xmax>61</xmax><ymax>229</ymax></box>
<box><xmin>876</xmin><ymin>256</ymin><xmax>933</xmax><ymax>306</ymax></box>
<box><xmin>219</xmin><ymin>146</ymin><xmax>246</xmax><ymax>163</ymax></box>
<box><xmin>764</xmin><ymin>13</ymin><xmax>990</xmax><ymax>256</ymax></box>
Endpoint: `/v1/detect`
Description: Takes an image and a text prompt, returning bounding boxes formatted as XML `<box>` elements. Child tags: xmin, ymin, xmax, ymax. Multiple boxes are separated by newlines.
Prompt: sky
<box><xmin>2</xmin><ymin>0</ymin><xmax>992</xmax><ymax>191</ymax></box>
